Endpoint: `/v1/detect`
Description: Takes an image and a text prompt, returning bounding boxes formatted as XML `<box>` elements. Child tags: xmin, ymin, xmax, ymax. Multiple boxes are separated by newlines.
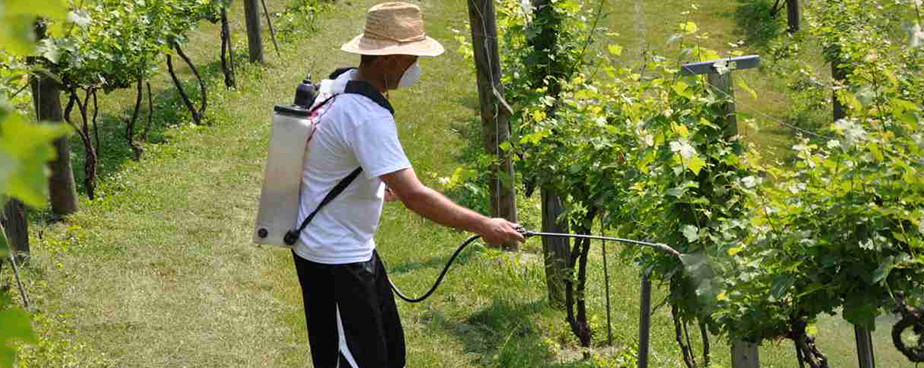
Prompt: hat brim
<box><xmin>341</xmin><ymin>34</ymin><xmax>445</xmax><ymax>57</ymax></box>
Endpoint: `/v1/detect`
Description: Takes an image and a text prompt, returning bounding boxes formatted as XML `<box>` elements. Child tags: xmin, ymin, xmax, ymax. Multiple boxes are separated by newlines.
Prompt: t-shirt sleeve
<box><xmin>349</xmin><ymin>114</ymin><xmax>412</xmax><ymax>179</ymax></box>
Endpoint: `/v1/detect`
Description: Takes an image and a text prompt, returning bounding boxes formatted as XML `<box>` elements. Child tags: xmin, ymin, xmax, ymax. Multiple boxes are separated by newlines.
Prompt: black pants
<box><xmin>292</xmin><ymin>250</ymin><xmax>406</xmax><ymax>368</ymax></box>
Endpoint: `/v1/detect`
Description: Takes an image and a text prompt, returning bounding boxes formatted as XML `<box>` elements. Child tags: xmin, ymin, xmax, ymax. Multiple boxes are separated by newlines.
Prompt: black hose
<box><xmin>389</xmin><ymin>234</ymin><xmax>482</xmax><ymax>303</ymax></box>
<box><xmin>387</xmin><ymin>229</ymin><xmax>681</xmax><ymax>303</ymax></box>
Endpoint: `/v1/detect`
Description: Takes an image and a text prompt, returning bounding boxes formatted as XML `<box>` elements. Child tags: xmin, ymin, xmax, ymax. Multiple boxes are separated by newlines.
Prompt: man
<box><xmin>291</xmin><ymin>3</ymin><xmax>525</xmax><ymax>368</ymax></box>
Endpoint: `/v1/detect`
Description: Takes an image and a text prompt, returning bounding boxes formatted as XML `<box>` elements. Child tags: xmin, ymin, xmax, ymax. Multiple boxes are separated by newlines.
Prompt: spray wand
<box><xmin>518</xmin><ymin>229</ymin><xmax>681</xmax><ymax>258</ymax></box>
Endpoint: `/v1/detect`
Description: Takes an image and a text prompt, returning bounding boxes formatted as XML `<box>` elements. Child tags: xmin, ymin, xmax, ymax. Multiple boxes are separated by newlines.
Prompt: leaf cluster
<box><xmin>718</xmin><ymin>0</ymin><xmax>924</xmax><ymax>339</ymax></box>
<box><xmin>497</xmin><ymin>0</ymin><xmax>924</xmax><ymax>355</ymax></box>
<box><xmin>36</xmin><ymin>0</ymin><xmax>224</xmax><ymax>92</ymax></box>
<box><xmin>0</xmin><ymin>0</ymin><xmax>72</xmax><ymax>366</ymax></box>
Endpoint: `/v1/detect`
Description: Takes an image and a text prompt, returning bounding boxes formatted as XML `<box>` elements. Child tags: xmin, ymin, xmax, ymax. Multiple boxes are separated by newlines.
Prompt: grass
<box><xmin>3</xmin><ymin>0</ymin><xmax>920</xmax><ymax>367</ymax></box>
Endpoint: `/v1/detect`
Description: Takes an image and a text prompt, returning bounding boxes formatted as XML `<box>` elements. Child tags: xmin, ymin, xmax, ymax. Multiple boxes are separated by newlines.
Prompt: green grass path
<box><xmin>17</xmin><ymin>0</ymin><xmax>914</xmax><ymax>367</ymax></box>
<box><xmin>24</xmin><ymin>0</ymin><xmax>520</xmax><ymax>366</ymax></box>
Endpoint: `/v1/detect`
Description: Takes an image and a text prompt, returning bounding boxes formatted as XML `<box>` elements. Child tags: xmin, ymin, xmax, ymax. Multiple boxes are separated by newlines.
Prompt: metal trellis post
<box><xmin>638</xmin><ymin>266</ymin><xmax>653</xmax><ymax>368</ymax></box>
<box><xmin>855</xmin><ymin>325</ymin><xmax>876</xmax><ymax>368</ymax></box>
<box><xmin>680</xmin><ymin>55</ymin><xmax>762</xmax><ymax>368</ymax></box>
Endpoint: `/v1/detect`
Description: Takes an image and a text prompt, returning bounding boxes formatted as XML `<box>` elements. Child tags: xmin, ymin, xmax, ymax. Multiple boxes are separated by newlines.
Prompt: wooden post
<box><xmin>638</xmin><ymin>267</ymin><xmax>653</xmax><ymax>368</ymax></box>
<box><xmin>1</xmin><ymin>199</ymin><xmax>29</xmax><ymax>256</ymax></box>
<box><xmin>681</xmin><ymin>55</ymin><xmax>760</xmax><ymax>139</ymax></box>
<box><xmin>243</xmin><ymin>0</ymin><xmax>264</xmax><ymax>63</ymax></box>
<box><xmin>855</xmin><ymin>326</ymin><xmax>876</xmax><ymax>368</ymax></box>
<box><xmin>34</xmin><ymin>76</ymin><xmax>79</xmax><ymax>218</ymax></box>
<box><xmin>707</xmin><ymin>72</ymin><xmax>738</xmax><ymax>139</ymax></box>
<box><xmin>720</xmin><ymin>67</ymin><xmax>755</xmax><ymax>366</ymax></box>
<box><xmin>680</xmin><ymin>55</ymin><xmax>761</xmax><ymax>368</ymax></box>
<box><xmin>32</xmin><ymin>21</ymin><xmax>78</xmax><ymax>217</ymax></box>
<box><xmin>466</xmin><ymin>0</ymin><xmax>518</xmax><ymax>251</ymax></box>
<box><xmin>786</xmin><ymin>0</ymin><xmax>801</xmax><ymax>33</ymax></box>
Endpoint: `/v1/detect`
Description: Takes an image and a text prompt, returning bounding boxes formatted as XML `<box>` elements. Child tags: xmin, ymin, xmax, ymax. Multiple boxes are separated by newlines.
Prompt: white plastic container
<box><xmin>252</xmin><ymin>106</ymin><xmax>313</xmax><ymax>246</ymax></box>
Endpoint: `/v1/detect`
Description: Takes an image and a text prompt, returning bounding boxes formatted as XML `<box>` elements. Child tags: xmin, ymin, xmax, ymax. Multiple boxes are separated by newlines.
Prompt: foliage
<box><xmin>0</xmin><ymin>113</ymin><xmax>71</xmax><ymax>208</ymax></box>
<box><xmin>710</xmin><ymin>0</ymin><xmax>924</xmax><ymax>365</ymax></box>
<box><xmin>462</xmin><ymin>1</ymin><xmax>765</xmax><ymax>361</ymax></box>
<box><xmin>440</xmin><ymin>155</ymin><xmax>494</xmax><ymax>216</ymax></box>
<box><xmin>0</xmin><ymin>293</ymin><xmax>35</xmax><ymax>368</ymax></box>
<box><xmin>493</xmin><ymin>0</ymin><xmax>591</xmax><ymax>111</ymax></box>
<box><xmin>732</xmin><ymin>0</ymin><xmax>787</xmax><ymax>47</ymax></box>
<box><xmin>510</xmin><ymin>22</ymin><xmax>770</xmax><ymax>365</ymax></box>
<box><xmin>0</xmin><ymin>0</ymin><xmax>66</xmax><ymax>56</ymax></box>
<box><xmin>0</xmin><ymin>0</ymin><xmax>71</xmax><ymax>366</ymax></box>
<box><xmin>35</xmin><ymin>0</ymin><xmax>224</xmax><ymax>93</ymax></box>
<box><xmin>494</xmin><ymin>0</ymin><xmax>619</xmax><ymax>354</ymax></box>
<box><xmin>0</xmin><ymin>56</ymin><xmax>33</xmax><ymax>114</ymax></box>
<box><xmin>492</xmin><ymin>0</ymin><xmax>924</xmax><ymax>365</ymax></box>
<box><xmin>25</xmin><ymin>0</ymin><xmax>229</xmax><ymax>197</ymax></box>
<box><xmin>275</xmin><ymin>0</ymin><xmax>326</xmax><ymax>43</ymax></box>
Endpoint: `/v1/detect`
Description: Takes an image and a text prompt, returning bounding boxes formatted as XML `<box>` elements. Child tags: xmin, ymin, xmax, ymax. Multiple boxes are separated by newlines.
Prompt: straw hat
<box><xmin>341</xmin><ymin>2</ymin><xmax>445</xmax><ymax>57</ymax></box>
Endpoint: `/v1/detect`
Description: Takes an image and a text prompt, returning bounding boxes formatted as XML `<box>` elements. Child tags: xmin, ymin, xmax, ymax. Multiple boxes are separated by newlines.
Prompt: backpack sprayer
<box><xmin>253</xmin><ymin>68</ymin><xmax>384</xmax><ymax>247</ymax></box>
<box><xmin>252</xmin><ymin>72</ymin><xmax>682</xmax><ymax>302</ymax></box>
<box><xmin>252</xmin><ymin>73</ymin><xmax>321</xmax><ymax>246</ymax></box>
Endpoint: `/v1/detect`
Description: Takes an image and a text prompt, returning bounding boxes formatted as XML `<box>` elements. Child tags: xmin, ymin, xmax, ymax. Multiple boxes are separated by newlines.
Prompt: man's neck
<box><xmin>355</xmin><ymin>66</ymin><xmax>388</xmax><ymax>96</ymax></box>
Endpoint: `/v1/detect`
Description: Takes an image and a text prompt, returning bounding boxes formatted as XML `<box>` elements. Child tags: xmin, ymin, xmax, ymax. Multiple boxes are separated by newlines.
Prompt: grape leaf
<box><xmin>843</xmin><ymin>300</ymin><xmax>878</xmax><ymax>330</ymax></box>
<box><xmin>0</xmin><ymin>112</ymin><xmax>72</xmax><ymax>208</ymax></box>
<box><xmin>687</xmin><ymin>155</ymin><xmax>706</xmax><ymax>175</ymax></box>
<box><xmin>1</xmin><ymin>0</ymin><xmax>68</xmax><ymax>56</ymax></box>
<box><xmin>871</xmin><ymin>256</ymin><xmax>896</xmax><ymax>284</ymax></box>
<box><xmin>0</xmin><ymin>307</ymin><xmax>37</xmax><ymax>368</ymax></box>
<box><xmin>682</xmin><ymin>225</ymin><xmax>700</xmax><ymax>242</ymax></box>
<box><xmin>770</xmin><ymin>275</ymin><xmax>795</xmax><ymax>300</ymax></box>
<box><xmin>66</xmin><ymin>9</ymin><xmax>92</xmax><ymax>27</ymax></box>
<box><xmin>737</xmin><ymin>77</ymin><xmax>757</xmax><ymax>100</ymax></box>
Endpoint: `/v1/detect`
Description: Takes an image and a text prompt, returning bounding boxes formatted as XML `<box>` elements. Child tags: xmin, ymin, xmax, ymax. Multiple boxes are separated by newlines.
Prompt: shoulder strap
<box><xmin>284</xmin><ymin>167</ymin><xmax>363</xmax><ymax>246</ymax></box>
<box><xmin>344</xmin><ymin>80</ymin><xmax>394</xmax><ymax>115</ymax></box>
<box><xmin>329</xmin><ymin>67</ymin><xmax>356</xmax><ymax>80</ymax></box>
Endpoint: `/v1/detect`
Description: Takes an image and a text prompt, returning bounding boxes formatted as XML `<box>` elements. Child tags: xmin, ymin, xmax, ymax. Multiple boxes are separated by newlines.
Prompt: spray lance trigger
<box><xmin>515</xmin><ymin>226</ymin><xmax>532</xmax><ymax>238</ymax></box>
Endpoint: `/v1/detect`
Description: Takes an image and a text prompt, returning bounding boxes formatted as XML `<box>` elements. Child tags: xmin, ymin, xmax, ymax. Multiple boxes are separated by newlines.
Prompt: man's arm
<box><xmin>380</xmin><ymin>168</ymin><xmax>524</xmax><ymax>246</ymax></box>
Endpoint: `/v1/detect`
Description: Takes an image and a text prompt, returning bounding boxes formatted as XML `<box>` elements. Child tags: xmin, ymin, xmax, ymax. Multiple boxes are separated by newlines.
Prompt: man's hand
<box><xmin>478</xmin><ymin>218</ymin><xmax>525</xmax><ymax>246</ymax></box>
<box><xmin>384</xmin><ymin>187</ymin><xmax>398</xmax><ymax>202</ymax></box>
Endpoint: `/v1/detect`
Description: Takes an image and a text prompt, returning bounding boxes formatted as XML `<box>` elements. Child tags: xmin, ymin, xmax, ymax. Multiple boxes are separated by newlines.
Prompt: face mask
<box><xmin>397</xmin><ymin>61</ymin><xmax>421</xmax><ymax>88</ymax></box>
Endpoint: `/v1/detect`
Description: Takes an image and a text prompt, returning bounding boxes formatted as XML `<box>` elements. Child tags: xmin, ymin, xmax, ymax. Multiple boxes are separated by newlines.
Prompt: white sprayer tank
<box><xmin>252</xmin><ymin>105</ymin><xmax>314</xmax><ymax>246</ymax></box>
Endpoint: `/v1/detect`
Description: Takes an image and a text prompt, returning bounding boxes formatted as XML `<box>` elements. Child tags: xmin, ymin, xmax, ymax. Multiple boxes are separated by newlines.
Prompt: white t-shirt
<box><xmin>294</xmin><ymin>69</ymin><xmax>411</xmax><ymax>264</ymax></box>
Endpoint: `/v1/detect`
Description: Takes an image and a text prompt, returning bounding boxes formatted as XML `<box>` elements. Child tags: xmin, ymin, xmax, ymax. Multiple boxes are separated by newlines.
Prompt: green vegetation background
<box><xmin>4</xmin><ymin>0</ymin><xmax>915</xmax><ymax>367</ymax></box>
